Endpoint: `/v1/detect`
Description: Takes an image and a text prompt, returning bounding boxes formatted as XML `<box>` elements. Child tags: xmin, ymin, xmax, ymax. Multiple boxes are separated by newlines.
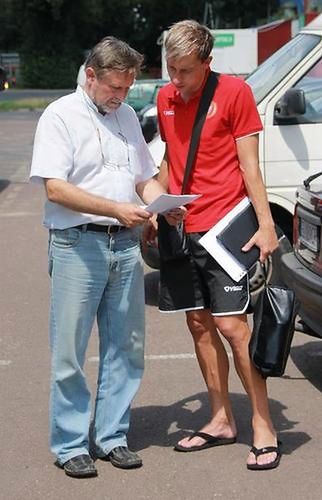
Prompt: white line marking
<box><xmin>0</xmin><ymin>360</ymin><xmax>12</xmax><ymax>366</ymax></box>
<box><xmin>145</xmin><ymin>353</ymin><xmax>196</xmax><ymax>360</ymax></box>
<box><xmin>88</xmin><ymin>353</ymin><xmax>197</xmax><ymax>363</ymax></box>
<box><xmin>88</xmin><ymin>351</ymin><xmax>233</xmax><ymax>363</ymax></box>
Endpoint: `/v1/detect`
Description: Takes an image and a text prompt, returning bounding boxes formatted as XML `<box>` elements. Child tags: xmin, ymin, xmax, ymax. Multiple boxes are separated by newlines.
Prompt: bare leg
<box><xmin>214</xmin><ymin>314</ymin><xmax>277</xmax><ymax>467</ymax></box>
<box><xmin>176</xmin><ymin>309</ymin><xmax>237</xmax><ymax>449</ymax></box>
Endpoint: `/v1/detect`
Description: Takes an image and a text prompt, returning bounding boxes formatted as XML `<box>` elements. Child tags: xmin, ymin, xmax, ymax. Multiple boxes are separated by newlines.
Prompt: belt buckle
<box><xmin>106</xmin><ymin>225</ymin><xmax>120</xmax><ymax>235</ymax></box>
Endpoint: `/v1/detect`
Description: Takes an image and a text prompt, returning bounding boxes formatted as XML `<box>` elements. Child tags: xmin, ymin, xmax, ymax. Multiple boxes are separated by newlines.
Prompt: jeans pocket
<box><xmin>51</xmin><ymin>228</ymin><xmax>82</xmax><ymax>249</ymax></box>
<box><xmin>48</xmin><ymin>234</ymin><xmax>53</xmax><ymax>276</ymax></box>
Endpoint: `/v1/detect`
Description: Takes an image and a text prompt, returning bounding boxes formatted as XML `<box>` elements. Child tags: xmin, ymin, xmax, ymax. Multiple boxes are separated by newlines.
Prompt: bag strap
<box><xmin>181</xmin><ymin>71</ymin><xmax>219</xmax><ymax>194</ymax></box>
<box><xmin>261</xmin><ymin>262</ymin><xmax>269</xmax><ymax>285</ymax></box>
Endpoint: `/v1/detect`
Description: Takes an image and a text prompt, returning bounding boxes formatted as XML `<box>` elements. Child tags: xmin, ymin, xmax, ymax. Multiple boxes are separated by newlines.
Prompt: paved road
<box><xmin>1</xmin><ymin>112</ymin><xmax>322</xmax><ymax>499</ymax></box>
<box><xmin>0</xmin><ymin>111</ymin><xmax>41</xmax><ymax>183</ymax></box>
<box><xmin>0</xmin><ymin>89</ymin><xmax>73</xmax><ymax>101</ymax></box>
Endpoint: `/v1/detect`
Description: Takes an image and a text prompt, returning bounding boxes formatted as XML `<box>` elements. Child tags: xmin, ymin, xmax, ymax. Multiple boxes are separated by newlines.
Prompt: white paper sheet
<box><xmin>199</xmin><ymin>197</ymin><xmax>251</xmax><ymax>282</ymax></box>
<box><xmin>143</xmin><ymin>193</ymin><xmax>201</xmax><ymax>214</ymax></box>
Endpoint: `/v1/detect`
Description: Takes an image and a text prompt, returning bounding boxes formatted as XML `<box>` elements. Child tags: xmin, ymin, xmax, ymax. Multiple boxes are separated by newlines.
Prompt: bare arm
<box><xmin>157</xmin><ymin>147</ymin><xmax>169</xmax><ymax>190</ymax></box>
<box><xmin>44</xmin><ymin>178</ymin><xmax>151</xmax><ymax>227</ymax></box>
<box><xmin>137</xmin><ymin>144</ymin><xmax>184</xmax><ymax>225</ymax></box>
<box><xmin>136</xmin><ymin>177</ymin><xmax>167</xmax><ymax>205</ymax></box>
<box><xmin>139</xmin><ymin>147</ymin><xmax>186</xmax><ymax>247</ymax></box>
<box><xmin>236</xmin><ymin>135</ymin><xmax>278</xmax><ymax>262</ymax></box>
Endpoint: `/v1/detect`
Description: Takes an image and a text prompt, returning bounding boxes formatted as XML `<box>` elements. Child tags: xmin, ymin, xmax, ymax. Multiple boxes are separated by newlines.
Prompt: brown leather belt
<box><xmin>75</xmin><ymin>223</ymin><xmax>127</xmax><ymax>234</ymax></box>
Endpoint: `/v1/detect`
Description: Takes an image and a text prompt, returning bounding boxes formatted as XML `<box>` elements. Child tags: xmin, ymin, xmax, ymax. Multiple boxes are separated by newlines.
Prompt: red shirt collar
<box><xmin>168</xmin><ymin>67</ymin><xmax>211</xmax><ymax>105</ymax></box>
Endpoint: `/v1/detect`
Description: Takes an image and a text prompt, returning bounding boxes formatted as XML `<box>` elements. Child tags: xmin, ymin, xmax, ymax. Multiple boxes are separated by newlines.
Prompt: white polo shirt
<box><xmin>30</xmin><ymin>86</ymin><xmax>158</xmax><ymax>229</ymax></box>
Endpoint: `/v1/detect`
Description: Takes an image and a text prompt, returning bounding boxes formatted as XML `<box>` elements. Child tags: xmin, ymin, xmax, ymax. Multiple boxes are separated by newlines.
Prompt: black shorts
<box><xmin>159</xmin><ymin>232</ymin><xmax>250</xmax><ymax>316</ymax></box>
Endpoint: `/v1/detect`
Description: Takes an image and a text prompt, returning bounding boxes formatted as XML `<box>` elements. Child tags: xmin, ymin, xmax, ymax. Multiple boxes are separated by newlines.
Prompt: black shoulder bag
<box><xmin>249</xmin><ymin>264</ymin><xmax>299</xmax><ymax>378</ymax></box>
<box><xmin>157</xmin><ymin>72</ymin><xmax>219</xmax><ymax>262</ymax></box>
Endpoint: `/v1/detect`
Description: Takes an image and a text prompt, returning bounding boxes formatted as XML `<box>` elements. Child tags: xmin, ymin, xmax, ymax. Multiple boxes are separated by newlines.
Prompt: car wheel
<box><xmin>140</xmin><ymin>241</ymin><xmax>160</xmax><ymax>269</ymax></box>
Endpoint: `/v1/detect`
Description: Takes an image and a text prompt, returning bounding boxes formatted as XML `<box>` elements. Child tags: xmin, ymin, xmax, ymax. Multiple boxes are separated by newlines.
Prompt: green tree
<box><xmin>18</xmin><ymin>0</ymin><xmax>92</xmax><ymax>88</ymax></box>
<box><xmin>0</xmin><ymin>0</ymin><xmax>23</xmax><ymax>51</ymax></box>
<box><xmin>127</xmin><ymin>0</ymin><xmax>205</xmax><ymax>70</ymax></box>
<box><xmin>0</xmin><ymin>0</ymin><xmax>282</xmax><ymax>86</ymax></box>
<box><xmin>211</xmin><ymin>0</ymin><xmax>280</xmax><ymax>28</ymax></box>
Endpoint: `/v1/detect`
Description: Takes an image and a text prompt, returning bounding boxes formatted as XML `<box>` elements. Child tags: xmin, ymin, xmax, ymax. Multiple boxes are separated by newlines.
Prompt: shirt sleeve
<box><xmin>230</xmin><ymin>81</ymin><xmax>263</xmax><ymax>140</ymax></box>
<box><xmin>29</xmin><ymin>106</ymin><xmax>74</xmax><ymax>184</ymax></box>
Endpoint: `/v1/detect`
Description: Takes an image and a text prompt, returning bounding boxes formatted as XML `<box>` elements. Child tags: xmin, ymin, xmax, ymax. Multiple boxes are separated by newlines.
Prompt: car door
<box><xmin>263</xmin><ymin>56</ymin><xmax>322</xmax><ymax>203</ymax></box>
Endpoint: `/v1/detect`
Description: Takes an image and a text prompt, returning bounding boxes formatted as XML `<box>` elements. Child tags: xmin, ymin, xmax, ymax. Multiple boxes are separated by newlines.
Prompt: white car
<box><xmin>77</xmin><ymin>64</ymin><xmax>86</xmax><ymax>86</ymax></box>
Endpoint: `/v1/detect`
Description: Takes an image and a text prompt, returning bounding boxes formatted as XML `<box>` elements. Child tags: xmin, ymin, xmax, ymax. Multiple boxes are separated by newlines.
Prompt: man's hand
<box><xmin>242</xmin><ymin>225</ymin><xmax>278</xmax><ymax>263</ymax></box>
<box><xmin>163</xmin><ymin>206</ymin><xmax>186</xmax><ymax>226</ymax></box>
<box><xmin>116</xmin><ymin>203</ymin><xmax>152</xmax><ymax>227</ymax></box>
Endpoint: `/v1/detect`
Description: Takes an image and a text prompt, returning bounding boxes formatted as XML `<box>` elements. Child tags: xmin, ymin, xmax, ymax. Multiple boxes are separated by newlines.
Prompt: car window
<box><xmin>125</xmin><ymin>80</ymin><xmax>167</xmax><ymax>112</ymax></box>
<box><xmin>293</xmin><ymin>57</ymin><xmax>322</xmax><ymax>123</ymax></box>
<box><xmin>127</xmin><ymin>83</ymin><xmax>156</xmax><ymax>100</ymax></box>
<box><xmin>246</xmin><ymin>34</ymin><xmax>320</xmax><ymax>104</ymax></box>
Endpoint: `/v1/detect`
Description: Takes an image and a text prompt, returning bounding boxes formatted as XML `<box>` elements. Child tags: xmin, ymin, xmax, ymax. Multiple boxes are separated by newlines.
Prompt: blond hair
<box><xmin>165</xmin><ymin>20</ymin><xmax>214</xmax><ymax>61</ymax></box>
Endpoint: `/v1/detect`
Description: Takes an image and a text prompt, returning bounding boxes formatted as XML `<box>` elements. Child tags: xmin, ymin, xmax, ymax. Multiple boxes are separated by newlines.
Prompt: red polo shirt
<box><xmin>157</xmin><ymin>73</ymin><xmax>263</xmax><ymax>233</ymax></box>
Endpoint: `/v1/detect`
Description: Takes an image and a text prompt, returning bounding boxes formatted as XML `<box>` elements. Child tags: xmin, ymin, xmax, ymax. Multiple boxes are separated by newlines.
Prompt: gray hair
<box><xmin>165</xmin><ymin>20</ymin><xmax>214</xmax><ymax>61</ymax></box>
<box><xmin>85</xmin><ymin>36</ymin><xmax>144</xmax><ymax>79</ymax></box>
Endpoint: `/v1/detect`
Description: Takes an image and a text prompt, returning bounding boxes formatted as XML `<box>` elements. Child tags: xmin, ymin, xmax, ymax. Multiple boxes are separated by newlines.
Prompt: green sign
<box><xmin>214</xmin><ymin>34</ymin><xmax>235</xmax><ymax>48</ymax></box>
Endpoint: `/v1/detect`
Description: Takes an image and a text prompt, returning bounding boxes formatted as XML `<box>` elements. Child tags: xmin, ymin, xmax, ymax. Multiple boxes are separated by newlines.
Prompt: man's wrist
<box><xmin>258</xmin><ymin>220</ymin><xmax>275</xmax><ymax>230</ymax></box>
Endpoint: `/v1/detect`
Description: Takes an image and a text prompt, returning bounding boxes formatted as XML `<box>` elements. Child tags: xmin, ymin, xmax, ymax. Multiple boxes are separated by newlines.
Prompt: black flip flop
<box><xmin>174</xmin><ymin>431</ymin><xmax>237</xmax><ymax>452</ymax></box>
<box><xmin>247</xmin><ymin>441</ymin><xmax>282</xmax><ymax>471</ymax></box>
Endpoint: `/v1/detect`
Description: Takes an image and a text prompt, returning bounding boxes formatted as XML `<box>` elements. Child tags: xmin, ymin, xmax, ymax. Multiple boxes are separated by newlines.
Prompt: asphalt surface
<box><xmin>1</xmin><ymin>110</ymin><xmax>322</xmax><ymax>500</ymax></box>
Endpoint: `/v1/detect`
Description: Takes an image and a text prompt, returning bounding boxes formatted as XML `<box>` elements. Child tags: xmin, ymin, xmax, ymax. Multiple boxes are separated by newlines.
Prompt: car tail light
<box><xmin>316</xmin><ymin>198</ymin><xmax>322</xmax><ymax>214</ymax></box>
<box><xmin>293</xmin><ymin>204</ymin><xmax>299</xmax><ymax>247</ymax></box>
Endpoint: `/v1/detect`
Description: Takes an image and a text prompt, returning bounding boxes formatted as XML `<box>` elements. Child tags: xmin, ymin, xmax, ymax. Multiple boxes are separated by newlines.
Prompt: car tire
<box><xmin>140</xmin><ymin>241</ymin><xmax>160</xmax><ymax>269</ymax></box>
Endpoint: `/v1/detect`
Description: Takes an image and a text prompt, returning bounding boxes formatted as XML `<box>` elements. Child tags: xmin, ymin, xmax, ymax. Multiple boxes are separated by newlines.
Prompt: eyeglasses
<box><xmin>97</xmin><ymin>128</ymin><xmax>130</xmax><ymax>172</ymax></box>
<box><xmin>83</xmin><ymin>89</ymin><xmax>130</xmax><ymax>171</ymax></box>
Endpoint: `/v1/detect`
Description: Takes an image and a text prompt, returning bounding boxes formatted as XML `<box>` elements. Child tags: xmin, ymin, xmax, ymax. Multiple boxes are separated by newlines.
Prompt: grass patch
<box><xmin>0</xmin><ymin>97</ymin><xmax>55</xmax><ymax>112</ymax></box>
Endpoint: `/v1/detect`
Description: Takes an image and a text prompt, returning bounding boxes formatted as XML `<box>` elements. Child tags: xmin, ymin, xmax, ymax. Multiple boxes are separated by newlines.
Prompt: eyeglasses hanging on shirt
<box><xmin>96</xmin><ymin>126</ymin><xmax>130</xmax><ymax>172</ymax></box>
<box><xmin>82</xmin><ymin>89</ymin><xmax>130</xmax><ymax>172</ymax></box>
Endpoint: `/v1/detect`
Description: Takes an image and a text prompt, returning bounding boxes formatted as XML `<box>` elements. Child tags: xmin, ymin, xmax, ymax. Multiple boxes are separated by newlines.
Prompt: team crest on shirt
<box><xmin>163</xmin><ymin>110</ymin><xmax>175</xmax><ymax>116</ymax></box>
<box><xmin>206</xmin><ymin>101</ymin><xmax>217</xmax><ymax>119</ymax></box>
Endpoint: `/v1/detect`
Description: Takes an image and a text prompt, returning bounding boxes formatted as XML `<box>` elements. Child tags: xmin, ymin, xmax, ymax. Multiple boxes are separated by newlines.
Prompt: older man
<box><xmin>30</xmin><ymin>36</ymin><xmax>182</xmax><ymax>478</ymax></box>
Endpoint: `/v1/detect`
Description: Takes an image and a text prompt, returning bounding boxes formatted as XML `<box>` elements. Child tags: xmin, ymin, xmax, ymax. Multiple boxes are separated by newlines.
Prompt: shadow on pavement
<box><xmin>129</xmin><ymin>391</ymin><xmax>309</xmax><ymax>455</ymax></box>
<box><xmin>290</xmin><ymin>338</ymin><xmax>322</xmax><ymax>393</ymax></box>
<box><xmin>0</xmin><ymin>179</ymin><xmax>10</xmax><ymax>193</ymax></box>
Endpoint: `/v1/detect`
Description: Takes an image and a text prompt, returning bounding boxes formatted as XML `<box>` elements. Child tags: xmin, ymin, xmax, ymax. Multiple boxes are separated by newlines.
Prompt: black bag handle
<box><xmin>260</xmin><ymin>262</ymin><xmax>268</xmax><ymax>286</ymax></box>
<box><xmin>181</xmin><ymin>71</ymin><xmax>219</xmax><ymax>194</ymax></box>
<box><xmin>303</xmin><ymin>170</ymin><xmax>322</xmax><ymax>189</ymax></box>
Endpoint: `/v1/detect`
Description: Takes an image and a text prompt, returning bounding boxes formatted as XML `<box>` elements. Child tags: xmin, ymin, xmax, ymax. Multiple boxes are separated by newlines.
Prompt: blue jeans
<box><xmin>48</xmin><ymin>226</ymin><xmax>145</xmax><ymax>464</ymax></box>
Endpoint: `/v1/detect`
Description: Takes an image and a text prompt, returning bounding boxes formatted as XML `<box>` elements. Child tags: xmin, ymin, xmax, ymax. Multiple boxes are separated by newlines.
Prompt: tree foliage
<box><xmin>0</xmin><ymin>0</ymin><xmax>281</xmax><ymax>87</ymax></box>
<box><xmin>19</xmin><ymin>0</ymin><xmax>89</xmax><ymax>87</ymax></box>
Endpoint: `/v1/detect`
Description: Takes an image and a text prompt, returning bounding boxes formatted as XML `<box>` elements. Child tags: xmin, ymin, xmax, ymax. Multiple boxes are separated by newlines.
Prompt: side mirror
<box><xmin>274</xmin><ymin>88</ymin><xmax>306</xmax><ymax>124</ymax></box>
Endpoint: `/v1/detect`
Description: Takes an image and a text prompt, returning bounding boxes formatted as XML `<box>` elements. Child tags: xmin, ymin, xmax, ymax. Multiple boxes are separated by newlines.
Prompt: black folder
<box><xmin>216</xmin><ymin>202</ymin><xmax>260</xmax><ymax>270</ymax></box>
